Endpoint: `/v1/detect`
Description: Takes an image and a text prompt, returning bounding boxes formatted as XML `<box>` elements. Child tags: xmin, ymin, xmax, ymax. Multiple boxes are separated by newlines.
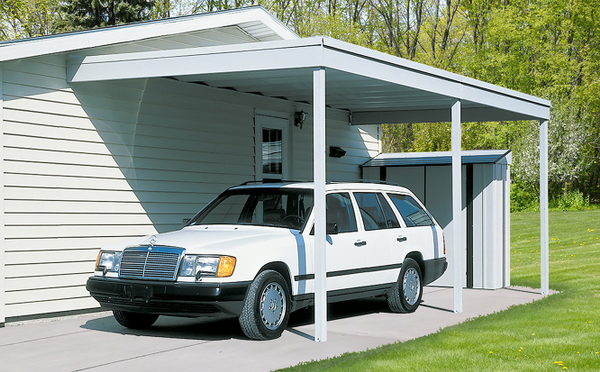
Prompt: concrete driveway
<box><xmin>0</xmin><ymin>287</ymin><xmax>549</xmax><ymax>372</ymax></box>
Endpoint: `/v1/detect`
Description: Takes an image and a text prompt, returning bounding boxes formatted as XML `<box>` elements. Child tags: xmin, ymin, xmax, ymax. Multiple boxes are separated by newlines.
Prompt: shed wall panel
<box><xmin>472</xmin><ymin>164</ymin><xmax>484</xmax><ymax>288</ymax></box>
<box><xmin>387</xmin><ymin>166</ymin><xmax>424</xmax><ymax>200</ymax></box>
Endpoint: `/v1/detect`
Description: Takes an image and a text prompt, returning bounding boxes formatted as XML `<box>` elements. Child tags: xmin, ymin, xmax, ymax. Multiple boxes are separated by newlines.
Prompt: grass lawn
<box><xmin>279</xmin><ymin>210</ymin><xmax>600</xmax><ymax>371</ymax></box>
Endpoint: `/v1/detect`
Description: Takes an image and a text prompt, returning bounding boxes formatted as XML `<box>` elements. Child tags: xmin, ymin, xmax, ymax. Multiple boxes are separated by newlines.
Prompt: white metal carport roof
<box><xmin>4</xmin><ymin>7</ymin><xmax>551</xmax><ymax>342</ymax></box>
<box><xmin>66</xmin><ymin>37</ymin><xmax>550</xmax><ymax>124</ymax></box>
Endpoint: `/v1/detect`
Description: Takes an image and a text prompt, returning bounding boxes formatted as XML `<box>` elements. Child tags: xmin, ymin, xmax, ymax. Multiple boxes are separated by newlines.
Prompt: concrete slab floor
<box><xmin>0</xmin><ymin>287</ymin><xmax>551</xmax><ymax>372</ymax></box>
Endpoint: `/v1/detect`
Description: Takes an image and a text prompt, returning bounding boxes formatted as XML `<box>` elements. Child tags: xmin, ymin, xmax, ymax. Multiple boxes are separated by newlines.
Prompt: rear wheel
<box><xmin>387</xmin><ymin>258</ymin><xmax>423</xmax><ymax>313</ymax></box>
<box><xmin>113</xmin><ymin>310</ymin><xmax>159</xmax><ymax>329</ymax></box>
<box><xmin>239</xmin><ymin>270</ymin><xmax>291</xmax><ymax>340</ymax></box>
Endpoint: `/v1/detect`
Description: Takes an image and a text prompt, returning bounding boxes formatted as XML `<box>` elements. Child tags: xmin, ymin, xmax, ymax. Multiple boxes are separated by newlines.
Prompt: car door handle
<box><xmin>354</xmin><ymin>240</ymin><xmax>367</xmax><ymax>247</ymax></box>
<box><xmin>397</xmin><ymin>236</ymin><xmax>407</xmax><ymax>243</ymax></box>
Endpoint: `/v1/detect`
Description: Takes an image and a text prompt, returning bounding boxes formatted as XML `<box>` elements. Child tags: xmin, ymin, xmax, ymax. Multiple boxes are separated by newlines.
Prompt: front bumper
<box><xmin>86</xmin><ymin>276</ymin><xmax>251</xmax><ymax>317</ymax></box>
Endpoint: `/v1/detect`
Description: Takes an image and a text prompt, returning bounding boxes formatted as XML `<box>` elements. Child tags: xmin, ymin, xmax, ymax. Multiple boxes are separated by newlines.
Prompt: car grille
<box><xmin>119</xmin><ymin>246</ymin><xmax>184</xmax><ymax>281</ymax></box>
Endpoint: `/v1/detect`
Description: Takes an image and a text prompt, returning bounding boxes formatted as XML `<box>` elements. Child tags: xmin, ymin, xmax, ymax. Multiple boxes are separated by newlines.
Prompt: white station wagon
<box><xmin>87</xmin><ymin>181</ymin><xmax>447</xmax><ymax>340</ymax></box>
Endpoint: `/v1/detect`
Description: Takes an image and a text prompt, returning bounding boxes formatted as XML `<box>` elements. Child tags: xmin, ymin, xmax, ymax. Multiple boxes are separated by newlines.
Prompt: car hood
<box><xmin>121</xmin><ymin>225</ymin><xmax>298</xmax><ymax>253</ymax></box>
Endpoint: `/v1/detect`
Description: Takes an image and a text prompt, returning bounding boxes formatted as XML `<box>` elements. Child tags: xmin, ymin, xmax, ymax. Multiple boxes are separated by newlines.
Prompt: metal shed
<box><xmin>363</xmin><ymin>150</ymin><xmax>511</xmax><ymax>290</ymax></box>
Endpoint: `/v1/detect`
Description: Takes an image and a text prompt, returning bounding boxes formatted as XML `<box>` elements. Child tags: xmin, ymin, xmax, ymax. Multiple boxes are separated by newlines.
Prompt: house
<box><xmin>0</xmin><ymin>6</ymin><xmax>551</xmax><ymax>333</ymax></box>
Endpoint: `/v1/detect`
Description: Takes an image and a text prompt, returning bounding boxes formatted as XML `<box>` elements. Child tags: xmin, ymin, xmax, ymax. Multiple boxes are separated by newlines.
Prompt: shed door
<box><xmin>255</xmin><ymin>113</ymin><xmax>291</xmax><ymax>181</ymax></box>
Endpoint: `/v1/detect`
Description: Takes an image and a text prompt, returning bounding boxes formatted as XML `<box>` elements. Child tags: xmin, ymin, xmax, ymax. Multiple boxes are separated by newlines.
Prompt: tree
<box><xmin>51</xmin><ymin>0</ymin><xmax>155</xmax><ymax>33</ymax></box>
<box><xmin>1</xmin><ymin>0</ymin><xmax>58</xmax><ymax>39</ymax></box>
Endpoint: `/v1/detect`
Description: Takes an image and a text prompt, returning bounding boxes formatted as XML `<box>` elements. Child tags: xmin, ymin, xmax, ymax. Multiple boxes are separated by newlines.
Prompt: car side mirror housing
<box><xmin>310</xmin><ymin>223</ymin><xmax>339</xmax><ymax>235</ymax></box>
<box><xmin>326</xmin><ymin>223</ymin><xmax>339</xmax><ymax>235</ymax></box>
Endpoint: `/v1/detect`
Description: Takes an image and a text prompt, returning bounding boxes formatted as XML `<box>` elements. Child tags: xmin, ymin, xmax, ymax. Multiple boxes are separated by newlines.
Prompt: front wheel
<box><xmin>387</xmin><ymin>258</ymin><xmax>423</xmax><ymax>313</ymax></box>
<box><xmin>239</xmin><ymin>270</ymin><xmax>291</xmax><ymax>340</ymax></box>
<box><xmin>113</xmin><ymin>310</ymin><xmax>159</xmax><ymax>329</ymax></box>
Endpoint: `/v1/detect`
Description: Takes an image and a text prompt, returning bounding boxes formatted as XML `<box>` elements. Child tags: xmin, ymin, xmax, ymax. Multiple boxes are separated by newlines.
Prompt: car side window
<box><xmin>326</xmin><ymin>193</ymin><xmax>358</xmax><ymax>233</ymax></box>
<box><xmin>354</xmin><ymin>192</ymin><xmax>400</xmax><ymax>231</ymax></box>
<box><xmin>388</xmin><ymin>193</ymin><xmax>434</xmax><ymax>227</ymax></box>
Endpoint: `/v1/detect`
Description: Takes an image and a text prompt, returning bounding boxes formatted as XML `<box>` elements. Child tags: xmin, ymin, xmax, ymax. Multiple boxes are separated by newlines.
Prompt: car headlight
<box><xmin>179</xmin><ymin>255</ymin><xmax>236</xmax><ymax>279</ymax></box>
<box><xmin>95</xmin><ymin>251</ymin><xmax>122</xmax><ymax>273</ymax></box>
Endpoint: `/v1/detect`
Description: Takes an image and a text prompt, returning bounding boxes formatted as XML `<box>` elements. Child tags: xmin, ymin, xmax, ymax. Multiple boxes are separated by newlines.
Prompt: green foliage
<box><xmin>381</xmin><ymin>123</ymin><xmax>414</xmax><ymax>153</ymax></box>
<box><xmin>511</xmin><ymin>183</ymin><xmax>598</xmax><ymax>213</ymax></box>
<box><xmin>0</xmin><ymin>0</ymin><xmax>58</xmax><ymax>39</ymax></box>
<box><xmin>549</xmin><ymin>190</ymin><xmax>592</xmax><ymax>211</ymax></box>
<box><xmin>455</xmin><ymin>0</ymin><xmax>600</xmax><ymax>203</ymax></box>
<box><xmin>511</xmin><ymin>182</ymin><xmax>540</xmax><ymax>213</ymax></box>
<box><xmin>411</xmin><ymin>122</ymin><xmax>451</xmax><ymax>152</ymax></box>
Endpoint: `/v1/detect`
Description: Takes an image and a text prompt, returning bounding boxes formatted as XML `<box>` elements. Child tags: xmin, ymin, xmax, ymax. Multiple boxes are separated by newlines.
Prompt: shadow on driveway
<box><xmin>80</xmin><ymin>297</ymin><xmax>393</xmax><ymax>341</ymax></box>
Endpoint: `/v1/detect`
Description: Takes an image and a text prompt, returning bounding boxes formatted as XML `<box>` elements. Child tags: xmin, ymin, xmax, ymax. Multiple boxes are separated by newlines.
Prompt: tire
<box><xmin>113</xmin><ymin>310</ymin><xmax>159</xmax><ymax>329</ymax></box>
<box><xmin>387</xmin><ymin>258</ymin><xmax>423</xmax><ymax>313</ymax></box>
<box><xmin>239</xmin><ymin>270</ymin><xmax>291</xmax><ymax>340</ymax></box>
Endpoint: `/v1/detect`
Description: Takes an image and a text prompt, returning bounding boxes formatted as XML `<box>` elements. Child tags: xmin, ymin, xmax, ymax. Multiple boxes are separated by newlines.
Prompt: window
<box><xmin>388</xmin><ymin>194</ymin><xmax>434</xmax><ymax>227</ymax></box>
<box><xmin>354</xmin><ymin>192</ymin><xmax>400</xmax><ymax>231</ymax></box>
<box><xmin>326</xmin><ymin>193</ymin><xmax>358</xmax><ymax>233</ymax></box>
<box><xmin>262</xmin><ymin>128</ymin><xmax>282</xmax><ymax>176</ymax></box>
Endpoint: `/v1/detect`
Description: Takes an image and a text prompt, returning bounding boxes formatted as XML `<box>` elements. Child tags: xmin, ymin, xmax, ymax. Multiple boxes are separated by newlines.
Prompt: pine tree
<box><xmin>51</xmin><ymin>0</ymin><xmax>155</xmax><ymax>33</ymax></box>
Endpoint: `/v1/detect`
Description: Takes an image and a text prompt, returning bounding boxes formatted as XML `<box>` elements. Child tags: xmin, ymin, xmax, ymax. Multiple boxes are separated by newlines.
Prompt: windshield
<box><xmin>189</xmin><ymin>188</ymin><xmax>314</xmax><ymax>230</ymax></box>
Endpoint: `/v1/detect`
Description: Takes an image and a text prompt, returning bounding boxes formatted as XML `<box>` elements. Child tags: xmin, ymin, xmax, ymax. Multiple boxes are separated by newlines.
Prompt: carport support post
<box><xmin>540</xmin><ymin>120</ymin><xmax>549</xmax><ymax>295</ymax></box>
<box><xmin>313</xmin><ymin>67</ymin><xmax>327</xmax><ymax>342</ymax></box>
<box><xmin>452</xmin><ymin>100</ymin><xmax>463</xmax><ymax>313</ymax></box>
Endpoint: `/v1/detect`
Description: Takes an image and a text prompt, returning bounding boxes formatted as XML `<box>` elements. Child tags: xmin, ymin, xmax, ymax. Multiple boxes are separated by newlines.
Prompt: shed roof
<box><xmin>362</xmin><ymin>150</ymin><xmax>512</xmax><ymax>167</ymax></box>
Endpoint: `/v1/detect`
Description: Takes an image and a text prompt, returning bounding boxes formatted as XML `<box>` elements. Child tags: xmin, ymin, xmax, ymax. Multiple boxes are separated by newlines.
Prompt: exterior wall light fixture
<box><xmin>294</xmin><ymin>110</ymin><xmax>307</xmax><ymax>129</ymax></box>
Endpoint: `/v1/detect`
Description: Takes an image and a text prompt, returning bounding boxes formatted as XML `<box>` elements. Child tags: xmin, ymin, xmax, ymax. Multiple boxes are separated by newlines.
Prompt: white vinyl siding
<box><xmin>291</xmin><ymin>111</ymin><xmax>380</xmax><ymax>181</ymax></box>
<box><xmin>0</xmin><ymin>64</ymin><xmax>6</xmax><ymax>324</ymax></box>
<box><xmin>0</xmin><ymin>53</ymin><xmax>380</xmax><ymax>319</ymax></box>
<box><xmin>2</xmin><ymin>55</ymin><xmax>153</xmax><ymax>318</ymax></box>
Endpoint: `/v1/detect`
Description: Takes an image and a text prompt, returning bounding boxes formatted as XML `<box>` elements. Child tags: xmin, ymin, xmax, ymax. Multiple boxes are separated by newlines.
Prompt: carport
<box><xmin>67</xmin><ymin>36</ymin><xmax>552</xmax><ymax>342</ymax></box>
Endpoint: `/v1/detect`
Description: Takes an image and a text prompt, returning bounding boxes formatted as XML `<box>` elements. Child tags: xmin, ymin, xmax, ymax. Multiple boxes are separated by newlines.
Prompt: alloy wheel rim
<box><xmin>259</xmin><ymin>282</ymin><xmax>286</xmax><ymax>330</ymax></box>
<box><xmin>403</xmin><ymin>267</ymin><xmax>421</xmax><ymax>306</ymax></box>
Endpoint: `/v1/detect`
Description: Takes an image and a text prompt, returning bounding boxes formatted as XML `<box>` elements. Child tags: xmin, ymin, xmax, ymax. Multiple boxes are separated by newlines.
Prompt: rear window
<box><xmin>387</xmin><ymin>193</ymin><xmax>434</xmax><ymax>227</ymax></box>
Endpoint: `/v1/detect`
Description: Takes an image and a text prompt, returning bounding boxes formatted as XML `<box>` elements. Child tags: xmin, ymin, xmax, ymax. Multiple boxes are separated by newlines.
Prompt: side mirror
<box><xmin>310</xmin><ymin>223</ymin><xmax>339</xmax><ymax>235</ymax></box>
<box><xmin>326</xmin><ymin>223</ymin><xmax>339</xmax><ymax>235</ymax></box>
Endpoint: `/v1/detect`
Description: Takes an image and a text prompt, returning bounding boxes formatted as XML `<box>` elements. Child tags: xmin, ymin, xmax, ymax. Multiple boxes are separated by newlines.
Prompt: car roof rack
<box><xmin>236</xmin><ymin>179</ymin><xmax>401</xmax><ymax>187</ymax></box>
<box><xmin>238</xmin><ymin>180</ymin><xmax>309</xmax><ymax>186</ymax></box>
<box><xmin>327</xmin><ymin>179</ymin><xmax>401</xmax><ymax>187</ymax></box>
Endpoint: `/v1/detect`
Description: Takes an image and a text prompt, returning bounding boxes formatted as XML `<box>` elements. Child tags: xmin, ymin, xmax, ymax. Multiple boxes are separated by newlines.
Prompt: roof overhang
<box><xmin>0</xmin><ymin>7</ymin><xmax>298</xmax><ymax>63</ymax></box>
<box><xmin>66</xmin><ymin>37</ymin><xmax>551</xmax><ymax>124</ymax></box>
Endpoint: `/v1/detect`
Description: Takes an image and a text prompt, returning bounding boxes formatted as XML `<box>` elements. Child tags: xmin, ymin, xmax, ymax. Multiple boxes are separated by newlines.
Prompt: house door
<box><xmin>255</xmin><ymin>113</ymin><xmax>291</xmax><ymax>182</ymax></box>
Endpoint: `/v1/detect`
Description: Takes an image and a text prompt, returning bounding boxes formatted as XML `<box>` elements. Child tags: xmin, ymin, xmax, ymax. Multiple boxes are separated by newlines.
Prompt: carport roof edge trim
<box><xmin>322</xmin><ymin>38</ymin><xmax>550</xmax><ymax>108</ymax></box>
